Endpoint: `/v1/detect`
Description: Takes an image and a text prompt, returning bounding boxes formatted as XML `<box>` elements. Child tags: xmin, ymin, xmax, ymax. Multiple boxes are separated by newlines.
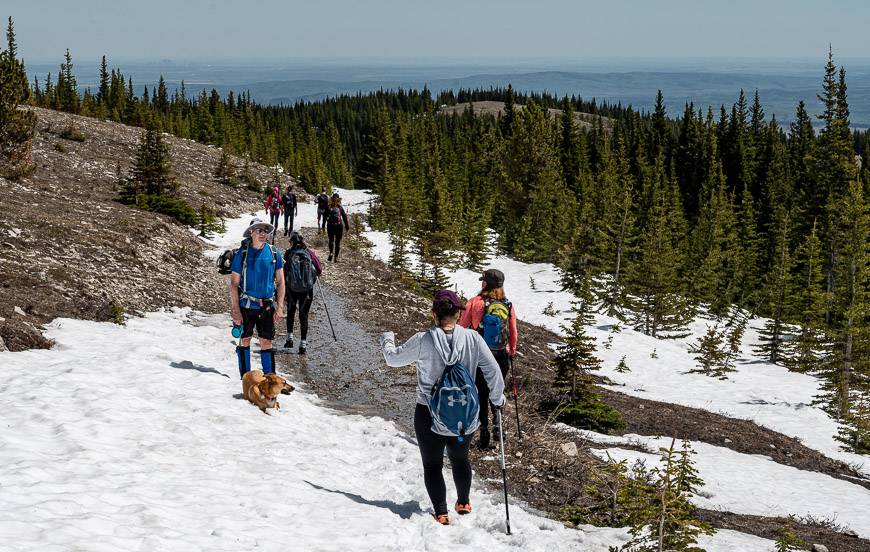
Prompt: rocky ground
<box><xmin>0</xmin><ymin>107</ymin><xmax>280</xmax><ymax>351</ymax></box>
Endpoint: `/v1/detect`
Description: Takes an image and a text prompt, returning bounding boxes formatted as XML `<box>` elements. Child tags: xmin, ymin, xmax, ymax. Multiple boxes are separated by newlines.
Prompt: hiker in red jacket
<box><xmin>264</xmin><ymin>186</ymin><xmax>283</xmax><ymax>236</ymax></box>
<box><xmin>459</xmin><ymin>268</ymin><xmax>518</xmax><ymax>449</ymax></box>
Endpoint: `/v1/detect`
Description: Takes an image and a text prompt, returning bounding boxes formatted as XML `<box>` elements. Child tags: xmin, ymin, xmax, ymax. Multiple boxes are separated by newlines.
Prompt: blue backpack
<box><xmin>429</xmin><ymin>343</ymin><xmax>480</xmax><ymax>441</ymax></box>
<box><xmin>480</xmin><ymin>299</ymin><xmax>512</xmax><ymax>350</ymax></box>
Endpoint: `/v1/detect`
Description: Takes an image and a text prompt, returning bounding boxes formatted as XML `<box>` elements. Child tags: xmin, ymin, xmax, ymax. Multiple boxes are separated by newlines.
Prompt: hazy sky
<box><xmin>8</xmin><ymin>0</ymin><xmax>870</xmax><ymax>64</ymax></box>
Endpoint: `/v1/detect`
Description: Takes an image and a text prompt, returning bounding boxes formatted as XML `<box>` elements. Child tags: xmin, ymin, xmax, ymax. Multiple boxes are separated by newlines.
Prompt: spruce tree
<box><xmin>828</xmin><ymin>179</ymin><xmax>869</xmax><ymax>419</ymax></box>
<box><xmin>553</xmin><ymin>272</ymin><xmax>599</xmax><ymax>400</ymax></box>
<box><xmin>783</xmin><ymin>221</ymin><xmax>829</xmax><ymax>373</ymax></box>
<box><xmin>627</xmin><ymin>163</ymin><xmax>692</xmax><ymax>338</ymax></box>
<box><xmin>756</xmin><ymin>209</ymin><xmax>797</xmax><ymax>364</ymax></box>
<box><xmin>131</xmin><ymin>117</ymin><xmax>174</xmax><ymax>196</ymax></box>
<box><xmin>690</xmin><ymin>323</ymin><xmax>729</xmax><ymax>378</ymax></box>
<box><xmin>0</xmin><ymin>21</ymin><xmax>37</xmax><ymax>178</ymax></box>
<box><xmin>622</xmin><ymin>439</ymin><xmax>713</xmax><ymax>552</ymax></box>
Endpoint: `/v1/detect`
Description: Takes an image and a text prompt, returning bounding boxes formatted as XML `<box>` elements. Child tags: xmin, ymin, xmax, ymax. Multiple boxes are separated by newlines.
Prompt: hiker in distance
<box><xmin>314</xmin><ymin>188</ymin><xmax>330</xmax><ymax>233</ymax></box>
<box><xmin>459</xmin><ymin>268</ymin><xmax>518</xmax><ymax>450</ymax></box>
<box><xmin>281</xmin><ymin>184</ymin><xmax>298</xmax><ymax>236</ymax></box>
<box><xmin>264</xmin><ymin>186</ymin><xmax>283</xmax><ymax>236</ymax></box>
<box><xmin>283</xmin><ymin>232</ymin><xmax>322</xmax><ymax>354</ymax></box>
<box><xmin>230</xmin><ymin>218</ymin><xmax>286</xmax><ymax>379</ymax></box>
<box><xmin>380</xmin><ymin>289</ymin><xmax>505</xmax><ymax>525</ymax></box>
<box><xmin>326</xmin><ymin>192</ymin><xmax>350</xmax><ymax>262</ymax></box>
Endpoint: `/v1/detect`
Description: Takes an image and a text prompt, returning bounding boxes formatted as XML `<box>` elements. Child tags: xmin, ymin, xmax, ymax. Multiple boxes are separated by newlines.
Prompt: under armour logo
<box><xmin>448</xmin><ymin>394</ymin><xmax>468</xmax><ymax>407</ymax></box>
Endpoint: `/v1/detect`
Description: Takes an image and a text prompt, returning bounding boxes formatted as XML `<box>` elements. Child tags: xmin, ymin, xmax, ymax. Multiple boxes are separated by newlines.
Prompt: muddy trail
<box><xmin>270</xmin><ymin>226</ymin><xmax>870</xmax><ymax>552</ymax></box>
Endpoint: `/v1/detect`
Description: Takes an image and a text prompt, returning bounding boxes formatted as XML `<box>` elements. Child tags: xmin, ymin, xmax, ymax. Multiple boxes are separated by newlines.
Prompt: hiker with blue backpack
<box><xmin>282</xmin><ymin>232</ymin><xmax>322</xmax><ymax>354</ymax></box>
<box><xmin>459</xmin><ymin>268</ymin><xmax>519</xmax><ymax>450</ymax></box>
<box><xmin>229</xmin><ymin>218</ymin><xmax>286</xmax><ymax>379</ymax></box>
<box><xmin>379</xmin><ymin>289</ymin><xmax>505</xmax><ymax>525</ymax></box>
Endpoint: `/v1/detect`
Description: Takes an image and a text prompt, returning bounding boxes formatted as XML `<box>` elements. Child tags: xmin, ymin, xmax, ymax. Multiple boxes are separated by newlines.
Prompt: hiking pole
<box><xmin>509</xmin><ymin>357</ymin><xmax>522</xmax><ymax>440</ymax></box>
<box><xmin>316</xmin><ymin>277</ymin><xmax>337</xmax><ymax>341</ymax></box>
<box><xmin>496</xmin><ymin>407</ymin><xmax>512</xmax><ymax>535</ymax></box>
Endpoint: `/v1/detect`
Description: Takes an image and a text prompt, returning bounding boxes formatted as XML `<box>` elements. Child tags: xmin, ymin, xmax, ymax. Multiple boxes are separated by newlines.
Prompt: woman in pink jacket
<box><xmin>459</xmin><ymin>268</ymin><xmax>518</xmax><ymax>449</ymax></box>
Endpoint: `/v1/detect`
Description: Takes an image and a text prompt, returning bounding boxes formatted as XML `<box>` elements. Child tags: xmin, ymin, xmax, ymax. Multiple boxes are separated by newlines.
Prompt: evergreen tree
<box><xmin>214</xmin><ymin>147</ymin><xmax>238</xmax><ymax>186</ymax></box>
<box><xmin>622</xmin><ymin>439</ymin><xmax>713</xmax><ymax>552</ymax></box>
<box><xmin>97</xmin><ymin>55</ymin><xmax>109</xmax><ymax>105</ymax></box>
<box><xmin>783</xmin><ymin>222</ymin><xmax>829</xmax><ymax>373</ymax></box>
<box><xmin>131</xmin><ymin>117</ymin><xmax>174</xmax><ymax>196</ymax></box>
<box><xmin>553</xmin><ymin>274</ymin><xmax>599</xmax><ymax>400</ymax></box>
<box><xmin>827</xmin><ymin>179</ymin><xmax>869</xmax><ymax>419</ymax></box>
<box><xmin>0</xmin><ymin>20</ymin><xmax>37</xmax><ymax>178</ymax></box>
<box><xmin>627</xmin><ymin>162</ymin><xmax>692</xmax><ymax>338</ymax></box>
<box><xmin>57</xmin><ymin>49</ymin><xmax>80</xmax><ymax>113</ymax></box>
<box><xmin>689</xmin><ymin>322</ymin><xmax>730</xmax><ymax>378</ymax></box>
<box><xmin>756</xmin><ymin>210</ymin><xmax>797</xmax><ymax>364</ymax></box>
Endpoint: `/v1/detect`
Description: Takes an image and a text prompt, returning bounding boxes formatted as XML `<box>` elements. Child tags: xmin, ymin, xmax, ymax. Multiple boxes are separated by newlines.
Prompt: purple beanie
<box><xmin>432</xmin><ymin>289</ymin><xmax>464</xmax><ymax>311</ymax></box>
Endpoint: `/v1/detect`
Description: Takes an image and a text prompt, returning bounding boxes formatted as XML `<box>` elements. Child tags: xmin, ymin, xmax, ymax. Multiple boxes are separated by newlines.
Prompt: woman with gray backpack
<box><xmin>283</xmin><ymin>232</ymin><xmax>322</xmax><ymax>354</ymax></box>
<box><xmin>379</xmin><ymin>289</ymin><xmax>505</xmax><ymax>525</ymax></box>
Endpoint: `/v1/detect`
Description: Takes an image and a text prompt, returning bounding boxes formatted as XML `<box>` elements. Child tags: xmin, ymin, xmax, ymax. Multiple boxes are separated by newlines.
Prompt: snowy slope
<box><xmin>335</xmin><ymin>188</ymin><xmax>870</xmax><ymax>477</ymax></box>
<box><xmin>0</xmin><ymin>202</ymin><xmax>777</xmax><ymax>551</ymax></box>
<box><xmin>0</xmin><ymin>310</ymin><xmax>777</xmax><ymax>551</ymax></box>
<box><xmin>568</xmin><ymin>428</ymin><xmax>870</xmax><ymax>539</ymax></box>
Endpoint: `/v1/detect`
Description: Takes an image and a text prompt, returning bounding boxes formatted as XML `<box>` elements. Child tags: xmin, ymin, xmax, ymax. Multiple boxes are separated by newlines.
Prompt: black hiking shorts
<box><xmin>241</xmin><ymin>306</ymin><xmax>276</xmax><ymax>340</ymax></box>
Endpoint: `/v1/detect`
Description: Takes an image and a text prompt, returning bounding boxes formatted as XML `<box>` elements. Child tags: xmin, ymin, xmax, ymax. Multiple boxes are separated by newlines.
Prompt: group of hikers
<box><xmin>264</xmin><ymin>185</ymin><xmax>351</xmax><ymax>261</ymax></box>
<box><xmin>228</xmin><ymin>189</ymin><xmax>519</xmax><ymax>527</ymax></box>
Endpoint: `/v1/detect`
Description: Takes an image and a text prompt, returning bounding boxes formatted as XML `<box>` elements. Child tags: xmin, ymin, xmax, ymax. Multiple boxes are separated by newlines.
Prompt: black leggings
<box><xmin>476</xmin><ymin>349</ymin><xmax>511</xmax><ymax>432</ymax></box>
<box><xmin>286</xmin><ymin>290</ymin><xmax>314</xmax><ymax>339</ymax></box>
<box><xmin>414</xmin><ymin>404</ymin><xmax>472</xmax><ymax>516</ymax></box>
<box><xmin>283</xmin><ymin>211</ymin><xmax>294</xmax><ymax>232</ymax></box>
<box><xmin>269</xmin><ymin>211</ymin><xmax>280</xmax><ymax>231</ymax></box>
<box><xmin>327</xmin><ymin>225</ymin><xmax>344</xmax><ymax>259</ymax></box>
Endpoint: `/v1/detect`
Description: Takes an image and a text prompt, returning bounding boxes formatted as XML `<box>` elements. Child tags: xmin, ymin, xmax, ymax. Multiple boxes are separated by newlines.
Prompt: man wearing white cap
<box><xmin>229</xmin><ymin>218</ymin><xmax>286</xmax><ymax>378</ymax></box>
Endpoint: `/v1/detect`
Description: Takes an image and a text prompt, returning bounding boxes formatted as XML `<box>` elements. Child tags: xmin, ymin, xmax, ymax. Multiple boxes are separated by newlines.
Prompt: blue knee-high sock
<box><xmin>260</xmin><ymin>349</ymin><xmax>275</xmax><ymax>375</ymax></box>
<box><xmin>236</xmin><ymin>346</ymin><xmax>251</xmax><ymax>379</ymax></box>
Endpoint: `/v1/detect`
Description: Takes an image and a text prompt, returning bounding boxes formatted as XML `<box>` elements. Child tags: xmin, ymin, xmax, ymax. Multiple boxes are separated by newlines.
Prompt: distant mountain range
<box><xmin>28</xmin><ymin>60</ymin><xmax>870</xmax><ymax>127</ymax></box>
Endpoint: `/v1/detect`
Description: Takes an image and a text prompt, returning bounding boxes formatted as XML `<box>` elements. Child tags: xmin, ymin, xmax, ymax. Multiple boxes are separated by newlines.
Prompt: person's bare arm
<box><xmin>230</xmin><ymin>272</ymin><xmax>242</xmax><ymax>325</ymax></box>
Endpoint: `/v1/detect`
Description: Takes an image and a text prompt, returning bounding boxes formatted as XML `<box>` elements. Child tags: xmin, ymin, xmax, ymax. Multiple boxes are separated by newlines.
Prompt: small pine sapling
<box><xmin>543</xmin><ymin>301</ymin><xmax>558</xmax><ymax>316</ymax></box>
<box><xmin>773</xmin><ymin>516</ymin><xmax>807</xmax><ymax>552</ymax></box>
<box><xmin>650</xmin><ymin>348</ymin><xmax>658</xmax><ymax>359</ymax></box>
<box><xmin>622</xmin><ymin>439</ymin><xmax>713</xmax><ymax>552</ymax></box>
<box><xmin>689</xmin><ymin>323</ymin><xmax>729</xmax><ymax>378</ymax></box>
<box><xmin>615</xmin><ymin>356</ymin><xmax>630</xmax><ymax>373</ymax></box>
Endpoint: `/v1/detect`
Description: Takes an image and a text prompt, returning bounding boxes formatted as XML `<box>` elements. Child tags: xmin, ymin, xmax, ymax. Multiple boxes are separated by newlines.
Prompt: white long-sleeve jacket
<box><xmin>380</xmin><ymin>325</ymin><xmax>506</xmax><ymax>409</ymax></box>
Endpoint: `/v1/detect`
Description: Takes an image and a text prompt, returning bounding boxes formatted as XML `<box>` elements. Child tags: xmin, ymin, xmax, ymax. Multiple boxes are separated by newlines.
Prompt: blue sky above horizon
<box><xmin>7</xmin><ymin>1</ymin><xmax>870</xmax><ymax>65</ymax></box>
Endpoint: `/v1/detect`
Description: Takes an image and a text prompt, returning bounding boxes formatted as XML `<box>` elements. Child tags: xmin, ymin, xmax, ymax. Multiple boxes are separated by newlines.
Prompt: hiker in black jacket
<box><xmin>283</xmin><ymin>232</ymin><xmax>322</xmax><ymax>354</ymax></box>
<box><xmin>315</xmin><ymin>189</ymin><xmax>330</xmax><ymax>233</ymax></box>
<box><xmin>281</xmin><ymin>185</ymin><xmax>298</xmax><ymax>236</ymax></box>
<box><xmin>326</xmin><ymin>193</ymin><xmax>350</xmax><ymax>262</ymax></box>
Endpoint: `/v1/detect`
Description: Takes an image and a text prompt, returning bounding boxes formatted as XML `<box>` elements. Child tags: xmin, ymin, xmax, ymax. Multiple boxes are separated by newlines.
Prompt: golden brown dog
<box><xmin>242</xmin><ymin>371</ymin><xmax>292</xmax><ymax>413</ymax></box>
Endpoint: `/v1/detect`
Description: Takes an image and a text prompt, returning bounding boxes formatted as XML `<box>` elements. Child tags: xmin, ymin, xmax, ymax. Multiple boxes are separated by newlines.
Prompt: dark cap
<box><xmin>479</xmin><ymin>268</ymin><xmax>505</xmax><ymax>289</ymax></box>
<box><xmin>331</xmin><ymin>192</ymin><xmax>340</xmax><ymax>199</ymax></box>
<box><xmin>432</xmin><ymin>289</ymin><xmax>464</xmax><ymax>311</ymax></box>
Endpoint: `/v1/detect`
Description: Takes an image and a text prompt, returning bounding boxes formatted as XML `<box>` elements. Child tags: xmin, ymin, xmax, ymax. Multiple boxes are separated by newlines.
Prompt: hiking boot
<box><xmin>454</xmin><ymin>502</ymin><xmax>472</xmax><ymax>515</ymax></box>
<box><xmin>328</xmin><ymin>254</ymin><xmax>333</xmax><ymax>262</ymax></box>
<box><xmin>283</xmin><ymin>336</ymin><xmax>294</xmax><ymax>349</ymax></box>
<box><xmin>477</xmin><ymin>428</ymin><xmax>493</xmax><ymax>450</ymax></box>
<box><xmin>298</xmin><ymin>340</ymin><xmax>307</xmax><ymax>354</ymax></box>
<box><xmin>431</xmin><ymin>513</ymin><xmax>449</xmax><ymax>525</ymax></box>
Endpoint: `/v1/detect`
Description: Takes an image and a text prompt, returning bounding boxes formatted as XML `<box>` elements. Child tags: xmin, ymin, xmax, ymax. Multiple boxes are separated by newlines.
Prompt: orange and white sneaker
<box><xmin>454</xmin><ymin>502</ymin><xmax>473</xmax><ymax>515</ymax></box>
<box><xmin>432</xmin><ymin>513</ymin><xmax>450</xmax><ymax>525</ymax></box>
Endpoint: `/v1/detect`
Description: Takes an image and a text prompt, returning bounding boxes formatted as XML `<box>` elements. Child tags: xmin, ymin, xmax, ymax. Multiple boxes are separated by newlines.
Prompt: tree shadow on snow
<box><xmin>170</xmin><ymin>360</ymin><xmax>231</xmax><ymax>378</ymax></box>
<box><xmin>303</xmin><ymin>480</ymin><xmax>422</xmax><ymax>519</ymax></box>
